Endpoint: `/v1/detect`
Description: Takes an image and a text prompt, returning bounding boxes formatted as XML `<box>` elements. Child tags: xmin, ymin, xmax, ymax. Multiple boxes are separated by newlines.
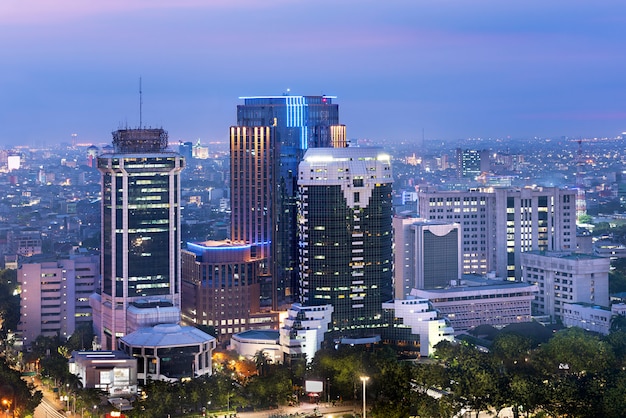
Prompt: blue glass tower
<box><xmin>230</xmin><ymin>95</ymin><xmax>346</xmax><ymax>309</ymax></box>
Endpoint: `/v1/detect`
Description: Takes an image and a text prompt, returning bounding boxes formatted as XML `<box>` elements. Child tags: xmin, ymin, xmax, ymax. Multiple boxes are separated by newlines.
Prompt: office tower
<box><xmin>418</xmin><ymin>186</ymin><xmax>576</xmax><ymax>280</ymax></box>
<box><xmin>94</xmin><ymin>128</ymin><xmax>184</xmax><ymax>350</ymax></box>
<box><xmin>493</xmin><ymin>187</ymin><xmax>575</xmax><ymax>280</ymax></box>
<box><xmin>178</xmin><ymin>141</ymin><xmax>193</xmax><ymax>162</ymax></box>
<box><xmin>393</xmin><ymin>216</ymin><xmax>461</xmax><ymax>298</ymax></box>
<box><xmin>521</xmin><ymin>251</ymin><xmax>609</xmax><ymax>321</ymax></box>
<box><xmin>18</xmin><ymin>255</ymin><xmax>99</xmax><ymax>346</ymax></box>
<box><xmin>181</xmin><ymin>241</ymin><xmax>278</xmax><ymax>341</ymax></box>
<box><xmin>417</xmin><ymin>189</ymin><xmax>495</xmax><ymax>276</ymax></box>
<box><xmin>297</xmin><ymin>147</ymin><xmax>393</xmax><ymax>341</ymax></box>
<box><xmin>456</xmin><ymin>148</ymin><xmax>489</xmax><ymax>179</ymax></box>
<box><xmin>230</xmin><ymin>95</ymin><xmax>346</xmax><ymax>308</ymax></box>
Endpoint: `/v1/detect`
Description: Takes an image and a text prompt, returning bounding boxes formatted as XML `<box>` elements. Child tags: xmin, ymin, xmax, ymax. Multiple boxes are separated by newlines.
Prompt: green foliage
<box><xmin>0</xmin><ymin>269</ymin><xmax>19</xmax><ymax>334</ymax></box>
<box><xmin>65</xmin><ymin>322</ymin><xmax>95</xmax><ymax>352</ymax></box>
<box><xmin>610</xmin><ymin>257</ymin><xmax>626</xmax><ymax>294</ymax></box>
<box><xmin>0</xmin><ymin>357</ymin><xmax>43</xmax><ymax>417</ymax></box>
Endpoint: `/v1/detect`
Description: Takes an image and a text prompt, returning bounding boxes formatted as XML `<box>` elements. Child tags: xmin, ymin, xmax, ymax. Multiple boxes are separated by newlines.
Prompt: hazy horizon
<box><xmin>1</xmin><ymin>0</ymin><xmax>625</xmax><ymax>147</ymax></box>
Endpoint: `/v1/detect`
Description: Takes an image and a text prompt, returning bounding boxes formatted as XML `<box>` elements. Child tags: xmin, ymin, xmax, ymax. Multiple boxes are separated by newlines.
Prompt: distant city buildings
<box><xmin>456</xmin><ymin>148</ymin><xmax>489</xmax><ymax>179</ymax></box>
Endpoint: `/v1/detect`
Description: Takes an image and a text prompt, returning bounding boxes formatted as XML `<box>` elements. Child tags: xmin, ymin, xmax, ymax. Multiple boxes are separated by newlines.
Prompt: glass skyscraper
<box><xmin>96</xmin><ymin>128</ymin><xmax>185</xmax><ymax>349</ymax></box>
<box><xmin>230</xmin><ymin>95</ymin><xmax>346</xmax><ymax>309</ymax></box>
<box><xmin>297</xmin><ymin>147</ymin><xmax>394</xmax><ymax>341</ymax></box>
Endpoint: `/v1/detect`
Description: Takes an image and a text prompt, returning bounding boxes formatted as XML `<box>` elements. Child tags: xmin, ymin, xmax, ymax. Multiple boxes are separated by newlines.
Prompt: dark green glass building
<box><xmin>96</xmin><ymin>128</ymin><xmax>185</xmax><ymax>349</ymax></box>
<box><xmin>297</xmin><ymin>147</ymin><xmax>393</xmax><ymax>342</ymax></box>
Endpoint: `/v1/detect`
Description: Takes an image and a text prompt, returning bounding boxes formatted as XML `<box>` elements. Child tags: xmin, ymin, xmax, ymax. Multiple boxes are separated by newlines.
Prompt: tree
<box><xmin>0</xmin><ymin>357</ymin><xmax>43</xmax><ymax>417</ymax></box>
<box><xmin>0</xmin><ymin>269</ymin><xmax>19</xmax><ymax>335</ymax></box>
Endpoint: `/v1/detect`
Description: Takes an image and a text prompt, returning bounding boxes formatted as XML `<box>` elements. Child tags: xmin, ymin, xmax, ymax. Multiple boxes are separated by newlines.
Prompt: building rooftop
<box><xmin>526</xmin><ymin>250</ymin><xmax>603</xmax><ymax>260</ymax></box>
<box><xmin>120</xmin><ymin>324</ymin><xmax>215</xmax><ymax>347</ymax></box>
<box><xmin>232</xmin><ymin>330</ymin><xmax>280</xmax><ymax>342</ymax></box>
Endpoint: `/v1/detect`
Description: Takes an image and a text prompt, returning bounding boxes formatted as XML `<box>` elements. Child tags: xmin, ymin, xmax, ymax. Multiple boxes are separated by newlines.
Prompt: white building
<box><xmin>381</xmin><ymin>298</ymin><xmax>454</xmax><ymax>356</ymax></box>
<box><xmin>229</xmin><ymin>330</ymin><xmax>282</xmax><ymax>365</ymax></box>
<box><xmin>561</xmin><ymin>303</ymin><xmax>612</xmax><ymax>335</ymax></box>
<box><xmin>279</xmin><ymin>303</ymin><xmax>333</xmax><ymax>364</ymax></box>
<box><xmin>18</xmin><ymin>255</ymin><xmax>99</xmax><ymax>346</ymax></box>
<box><xmin>520</xmin><ymin>251</ymin><xmax>610</xmax><ymax>321</ymax></box>
<box><xmin>411</xmin><ymin>276</ymin><xmax>538</xmax><ymax>332</ymax></box>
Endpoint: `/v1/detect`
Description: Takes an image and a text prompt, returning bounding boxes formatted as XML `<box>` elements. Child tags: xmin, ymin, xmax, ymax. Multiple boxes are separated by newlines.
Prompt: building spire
<box><xmin>139</xmin><ymin>77</ymin><xmax>143</xmax><ymax>129</ymax></box>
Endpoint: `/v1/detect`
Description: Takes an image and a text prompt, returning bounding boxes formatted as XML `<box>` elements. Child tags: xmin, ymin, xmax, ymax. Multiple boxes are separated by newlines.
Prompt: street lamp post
<box><xmin>360</xmin><ymin>376</ymin><xmax>369</xmax><ymax>418</ymax></box>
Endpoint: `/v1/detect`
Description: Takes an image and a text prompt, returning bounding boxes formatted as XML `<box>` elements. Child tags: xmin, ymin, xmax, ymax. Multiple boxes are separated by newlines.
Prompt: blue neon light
<box><xmin>285</xmin><ymin>96</ymin><xmax>308</xmax><ymax>150</ymax></box>
<box><xmin>186</xmin><ymin>241</ymin><xmax>271</xmax><ymax>254</ymax></box>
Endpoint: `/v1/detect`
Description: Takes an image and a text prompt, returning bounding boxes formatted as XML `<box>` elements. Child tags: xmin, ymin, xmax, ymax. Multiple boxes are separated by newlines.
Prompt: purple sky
<box><xmin>1</xmin><ymin>0</ymin><xmax>625</xmax><ymax>147</ymax></box>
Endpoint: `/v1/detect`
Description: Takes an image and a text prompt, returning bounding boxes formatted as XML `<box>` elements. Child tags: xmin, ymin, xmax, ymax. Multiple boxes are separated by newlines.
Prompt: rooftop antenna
<box><xmin>139</xmin><ymin>77</ymin><xmax>143</xmax><ymax>129</ymax></box>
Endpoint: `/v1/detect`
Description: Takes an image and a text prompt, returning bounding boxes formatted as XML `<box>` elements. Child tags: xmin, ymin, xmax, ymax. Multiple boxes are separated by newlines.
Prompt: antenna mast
<box><xmin>139</xmin><ymin>77</ymin><xmax>143</xmax><ymax>129</ymax></box>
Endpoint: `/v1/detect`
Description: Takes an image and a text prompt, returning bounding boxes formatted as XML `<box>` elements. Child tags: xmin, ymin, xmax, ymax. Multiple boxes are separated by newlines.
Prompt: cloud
<box><xmin>0</xmin><ymin>0</ymin><xmax>282</xmax><ymax>25</ymax></box>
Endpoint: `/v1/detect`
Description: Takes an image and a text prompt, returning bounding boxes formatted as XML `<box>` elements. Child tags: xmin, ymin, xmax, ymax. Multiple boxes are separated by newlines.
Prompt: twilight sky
<box><xmin>1</xmin><ymin>0</ymin><xmax>625</xmax><ymax>147</ymax></box>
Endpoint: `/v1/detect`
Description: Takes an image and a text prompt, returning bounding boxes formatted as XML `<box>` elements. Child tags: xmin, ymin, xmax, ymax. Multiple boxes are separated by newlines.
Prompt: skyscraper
<box><xmin>297</xmin><ymin>147</ymin><xmax>393</xmax><ymax>341</ymax></box>
<box><xmin>230</xmin><ymin>95</ymin><xmax>346</xmax><ymax>308</ymax></box>
<box><xmin>94</xmin><ymin>128</ymin><xmax>185</xmax><ymax>350</ymax></box>
<box><xmin>393</xmin><ymin>216</ymin><xmax>461</xmax><ymax>298</ymax></box>
<box><xmin>417</xmin><ymin>186</ymin><xmax>576</xmax><ymax>280</ymax></box>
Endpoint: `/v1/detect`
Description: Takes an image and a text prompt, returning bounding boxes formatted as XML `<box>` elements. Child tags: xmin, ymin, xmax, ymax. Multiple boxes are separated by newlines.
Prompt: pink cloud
<box><xmin>0</xmin><ymin>0</ymin><xmax>286</xmax><ymax>25</ymax></box>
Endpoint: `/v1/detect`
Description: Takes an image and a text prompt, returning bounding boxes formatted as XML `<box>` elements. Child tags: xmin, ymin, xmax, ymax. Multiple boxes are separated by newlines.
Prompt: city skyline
<box><xmin>1</xmin><ymin>0</ymin><xmax>626</xmax><ymax>147</ymax></box>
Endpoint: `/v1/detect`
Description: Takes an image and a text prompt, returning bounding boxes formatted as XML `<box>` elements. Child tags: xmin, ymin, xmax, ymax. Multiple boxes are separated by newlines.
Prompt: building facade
<box><xmin>181</xmin><ymin>241</ymin><xmax>278</xmax><ymax>342</ymax></box>
<box><xmin>93</xmin><ymin>128</ymin><xmax>185</xmax><ymax>350</ymax></box>
<box><xmin>456</xmin><ymin>148</ymin><xmax>489</xmax><ymax>179</ymax></box>
<box><xmin>520</xmin><ymin>251</ymin><xmax>610</xmax><ymax>321</ymax></box>
<box><xmin>231</xmin><ymin>96</ymin><xmax>346</xmax><ymax>309</ymax></box>
<box><xmin>417</xmin><ymin>186</ymin><xmax>576</xmax><ymax>280</ymax></box>
<box><xmin>297</xmin><ymin>147</ymin><xmax>393</xmax><ymax>343</ymax></box>
<box><xmin>393</xmin><ymin>216</ymin><xmax>461</xmax><ymax>298</ymax></box>
<box><xmin>18</xmin><ymin>255</ymin><xmax>99</xmax><ymax>346</ymax></box>
<box><xmin>411</xmin><ymin>277</ymin><xmax>538</xmax><ymax>332</ymax></box>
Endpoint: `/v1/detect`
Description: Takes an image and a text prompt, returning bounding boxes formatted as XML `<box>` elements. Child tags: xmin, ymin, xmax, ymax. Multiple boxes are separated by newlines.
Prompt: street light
<box><xmin>360</xmin><ymin>376</ymin><xmax>369</xmax><ymax>418</ymax></box>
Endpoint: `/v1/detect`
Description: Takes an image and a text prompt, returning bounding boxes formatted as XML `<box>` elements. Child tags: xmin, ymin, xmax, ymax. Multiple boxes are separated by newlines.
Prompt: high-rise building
<box><xmin>393</xmin><ymin>216</ymin><xmax>461</xmax><ymax>298</ymax></box>
<box><xmin>417</xmin><ymin>189</ymin><xmax>495</xmax><ymax>275</ymax></box>
<box><xmin>93</xmin><ymin>128</ymin><xmax>185</xmax><ymax>350</ymax></box>
<box><xmin>417</xmin><ymin>186</ymin><xmax>576</xmax><ymax>280</ymax></box>
<box><xmin>181</xmin><ymin>241</ymin><xmax>278</xmax><ymax>341</ymax></box>
<box><xmin>296</xmin><ymin>147</ymin><xmax>393</xmax><ymax>341</ymax></box>
<box><xmin>230</xmin><ymin>95</ymin><xmax>346</xmax><ymax>308</ymax></box>
<box><xmin>18</xmin><ymin>255</ymin><xmax>99</xmax><ymax>346</ymax></box>
<box><xmin>456</xmin><ymin>148</ymin><xmax>489</xmax><ymax>179</ymax></box>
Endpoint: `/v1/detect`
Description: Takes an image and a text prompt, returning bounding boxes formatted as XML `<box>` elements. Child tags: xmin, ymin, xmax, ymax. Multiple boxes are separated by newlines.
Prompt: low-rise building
<box><xmin>228</xmin><ymin>330</ymin><xmax>282</xmax><ymax>364</ymax></box>
<box><xmin>411</xmin><ymin>276</ymin><xmax>538</xmax><ymax>332</ymax></box>
<box><xmin>521</xmin><ymin>251</ymin><xmax>610</xmax><ymax>321</ymax></box>
<box><xmin>118</xmin><ymin>323</ymin><xmax>216</xmax><ymax>384</ymax></box>
<box><xmin>69</xmin><ymin>350</ymin><xmax>138</xmax><ymax>397</ymax></box>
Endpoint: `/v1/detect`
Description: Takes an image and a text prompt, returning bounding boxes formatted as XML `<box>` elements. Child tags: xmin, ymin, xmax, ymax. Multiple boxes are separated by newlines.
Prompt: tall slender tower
<box><xmin>94</xmin><ymin>128</ymin><xmax>185</xmax><ymax>349</ymax></box>
<box><xmin>297</xmin><ymin>147</ymin><xmax>393</xmax><ymax>341</ymax></box>
<box><xmin>230</xmin><ymin>95</ymin><xmax>346</xmax><ymax>309</ymax></box>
